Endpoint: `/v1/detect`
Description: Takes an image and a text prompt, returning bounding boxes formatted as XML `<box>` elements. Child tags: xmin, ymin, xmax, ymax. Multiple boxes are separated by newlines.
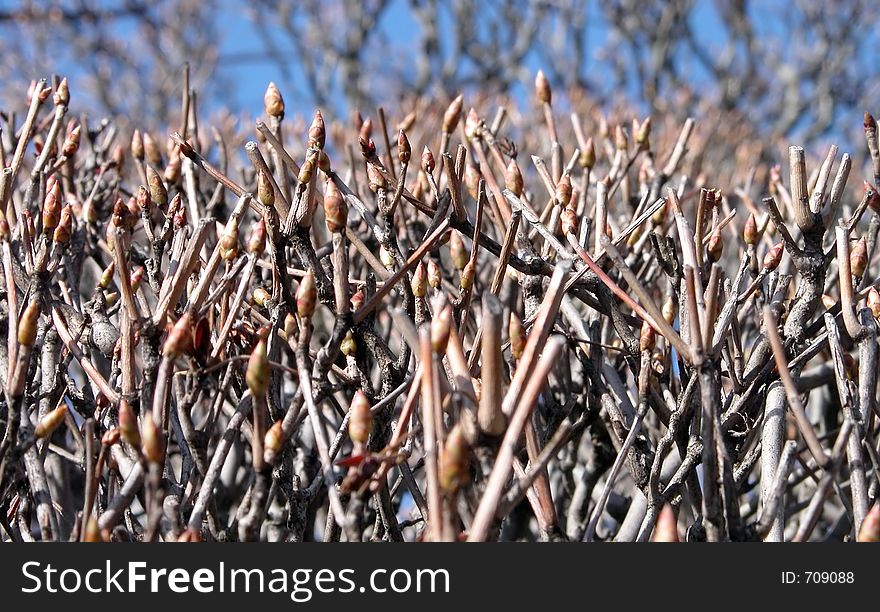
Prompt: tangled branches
<box><xmin>1</xmin><ymin>71</ymin><xmax>880</xmax><ymax>543</ymax></box>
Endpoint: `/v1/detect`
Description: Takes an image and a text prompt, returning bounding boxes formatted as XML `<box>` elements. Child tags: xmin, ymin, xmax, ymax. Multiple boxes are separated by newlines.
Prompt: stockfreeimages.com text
<box><xmin>21</xmin><ymin>561</ymin><xmax>450</xmax><ymax>602</ymax></box>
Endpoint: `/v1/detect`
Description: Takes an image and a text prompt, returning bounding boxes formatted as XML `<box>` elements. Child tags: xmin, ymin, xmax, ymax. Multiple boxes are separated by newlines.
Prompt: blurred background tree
<box><xmin>1</xmin><ymin>0</ymin><xmax>878</xmax><ymax>148</ymax></box>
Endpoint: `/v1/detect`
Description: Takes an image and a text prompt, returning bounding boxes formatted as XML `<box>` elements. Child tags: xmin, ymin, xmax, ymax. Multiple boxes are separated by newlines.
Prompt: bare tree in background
<box><xmin>598</xmin><ymin>0</ymin><xmax>879</xmax><ymax>140</ymax></box>
<box><xmin>0</xmin><ymin>0</ymin><xmax>220</xmax><ymax>125</ymax></box>
<box><xmin>1</xmin><ymin>0</ymin><xmax>879</xmax><ymax>142</ymax></box>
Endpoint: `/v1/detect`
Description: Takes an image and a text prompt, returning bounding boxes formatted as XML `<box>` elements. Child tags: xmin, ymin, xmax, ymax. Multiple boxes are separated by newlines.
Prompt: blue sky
<box><xmin>205</xmin><ymin>0</ymin><xmax>840</xmax><ymax>141</ymax></box>
<box><xmin>210</xmin><ymin>0</ymin><xmax>733</xmax><ymax>117</ymax></box>
<box><xmin>1</xmin><ymin>0</ymin><xmax>868</xmax><ymax>150</ymax></box>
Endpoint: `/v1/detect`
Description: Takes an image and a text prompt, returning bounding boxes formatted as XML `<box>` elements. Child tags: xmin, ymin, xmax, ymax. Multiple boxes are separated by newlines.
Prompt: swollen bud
<box><xmin>173</xmin><ymin>196</ymin><xmax>186</xmax><ymax>227</ymax></box>
<box><xmin>615</xmin><ymin>124</ymin><xmax>628</xmax><ymax>151</ymax></box>
<box><xmin>398</xmin><ymin>111</ymin><xmax>417</xmax><ymax>132</ymax></box>
<box><xmin>131</xmin><ymin>129</ymin><xmax>144</xmax><ymax>161</ymax></box>
<box><xmin>706</xmin><ymin>227</ymin><xmax>724</xmax><ymax>263</ymax></box>
<box><xmin>359</xmin><ymin>136</ymin><xmax>376</xmax><ymax>159</ymax></box>
<box><xmin>460</xmin><ymin>260</ymin><xmax>475</xmax><ymax>291</ymax></box>
<box><xmin>427</xmin><ymin>260</ymin><xmax>442</xmax><ymax>289</ymax></box>
<box><xmin>744</xmin><ymin>213</ymin><xmax>758</xmax><ymax>246</ymax></box>
<box><xmin>535</xmin><ymin>70</ymin><xmax>551</xmax><ymax>105</ymax></box>
<box><xmin>636</xmin><ymin>117</ymin><xmax>652</xmax><ymax>149</ymax></box>
<box><xmin>340</xmin><ymin>330</ymin><xmax>356</xmax><ymax>356</ymax></box>
<box><xmin>147</xmin><ymin>165</ymin><xmax>168</xmax><ymax>208</ymax></box>
<box><xmin>439</xmin><ymin>424</ymin><xmax>470</xmax><ymax>494</ymax></box>
<box><xmin>143</xmin><ymin>132</ymin><xmax>162</xmax><ymax>167</ymax></box>
<box><xmin>177</xmin><ymin>529</ymin><xmax>201</xmax><ymax>543</ymax></box>
<box><xmin>348</xmin><ymin>391</ymin><xmax>373</xmax><ymax>445</ymax></box>
<box><xmin>54</xmin><ymin>78</ymin><xmax>70</xmax><ymax>106</ymax></box>
<box><xmin>858</xmin><ymin>503</ymin><xmax>880</xmax><ymax>542</ymax></box>
<box><xmin>639</xmin><ymin>320</ymin><xmax>656</xmax><ymax>352</ymax></box>
<box><xmin>263</xmin><ymin>420</ymin><xmax>284</xmax><ymax>466</ymax></box>
<box><xmin>131</xmin><ymin>267</ymin><xmax>145</xmax><ymax>293</ymax></box>
<box><xmin>380</xmin><ymin>245</ymin><xmax>395</xmax><ymax>270</ymax></box>
<box><xmin>505</xmin><ymin>159</ymin><xmax>524</xmax><ymax>197</ymax></box>
<box><xmin>868</xmin><ymin>287</ymin><xmax>880</xmax><ymax>318</ymax></box>
<box><xmin>284</xmin><ymin>313</ymin><xmax>299</xmax><ymax>340</ymax></box>
<box><xmin>411</xmin><ymin>262</ymin><xmax>427</xmax><ymax>298</ymax></box>
<box><xmin>350</xmin><ymin>290</ymin><xmax>365</xmax><ymax>311</ymax></box>
<box><xmin>53</xmin><ymin>204</ymin><xmax>73</xmax><ymax>245</ymax></box>
<box><xmin>252</xmin><ymin>287</ymin><xmax>270</xmax><ymax>308</ymax></box>
<box><xmin>82</xmin><ymin>517</ymin><xmax>103</xmax><ymax>542</ymax></box>
<box><xmin>421</xmin><ymin>146</ymin><xmax>436</xmax><ymax>175</ymax></box>
<box><xmin>264</xmin><ymin>82</ymin><xmax>285</xmax><ymax>119</ymax></box>
<box><xmin>850</xmin><ymin>237</ymin><xmax>868</xmax><ymax>278</ymax></box>
<box><xmin>62</xmin><ymin>124</ymin><xmax>81</xmax><ymax>157</ymax></box>
<box><xmin>465</xmin><ymin>164</ymin><xmax>480</xmax><ymax>200</ymax></box>
<box><xmin>163</xmin><ymin>312</ymin><xmax>193</xmax><ymax>358</ymax></box>
<box><xmin>111</xmin><ymin>197</ymin><xmax>131</xmax><ymax>229</ymax></box>
<box><xmin>296</xmin><ymin>270</ymin><xmax>317</xmax><ymax>318</ymax></box>
<box><xmin>464</xmin><ymin>108</ymin><xmax>481</xmax><ymax>141</ymax></box>
<box><xmin>561</xmin><ymin>207</ymin><xmax>579</xmax><ymax>236</ymax></box>
<box><xmin>353</xmin><ymin>111</ymin><xmax>371</xmax><ymax>139</ymax></box>
<box><xmin>104</xmin><ymin>292</ymin><xmax>119</xmax><ymax>309</ymax></box>
<box><xmin>652</xmin><ymin>200</ymin><xmax>667</xmax><ymax>225</ymax></box>
<box><xmin>763</xmin><ymin>242</ymin><xmax>784</xmax><ymax>272</ymax></box>
<box><xmin>42</xmin><ymin>180</ymin><xmax>62</xmax><ymax>232</ymax></box>
<box><xmin>298</xmin><ymin>153</ymin><xmax>315</xmax><ymax>185</ymax></box>
<box><xmin>246</xmin><ymin>339</ymin><xmax>269</xmax><ymax>398</ymax></box>
<box><xmin>662</xmin><ymin>296</ymin><xmax>676</xmax><ymax>325</ymax></box>
<box><xmin>248</xmin><ymin>218</ymin><xmax>266</xmax><ymax>255</ymax></box>
<box><xmin>367</xmin><ymin>163</ymin><xmax>387</xmax><ymax>193</ymax></box>
<box><xmin>449</xmin><ymin>231</ymin><xmax>468</xmax><ymax>270</ymax></box>
<box><xmin>651</xmin><ymin>504</ymin><xmax>680</xmax><ymax>542</ymax></box>
<box><xmin>308</xmin><ymin>110</ymin><xmax>325</xmax><ymax>149</ymax></box>
<box><xmin>219</xmin><ymin>218</ymin><xmax>239</xmax><ymax>261</ymax></box>
<box><xmin>443</xmin><ymin>94</ymin><xmax>464</xmax><ymax>133</ymax></box>
<box><xmin>141</xmin><ymin>416</ymin><xmax>165</xmax><ymax>464</ymax></box>
<box><xmin>865</xmin><ymin>181</ymin><xmax>880</xmax><ymax>213</ymax></box>
<box><xmin>137</xmin><ymin>185</ymin><xmax>152</xmax><ymax>215</ymax></box>
<box><xmin>30</xmin><ymin>80</ymin><xmax>52</xmax><ymax>104</ymax></box>
<box><xmin>19</xmin><ymin>302</ymin><xmax>40</xmax><ymax>347</ymax></box>
<box><xmin>866</xmin><ymin>112</ymin><xmax>878</xmax><ymax>137</ymax></box>
<box><xmin>258</xmin><ymin>169</ymin><xmax>275</xmax><ymax>208</ymax></box>
<box><xmin>163</xmin><ymin>149</ymin><xmax>180</xmax><ymax>183</ymax></box>
<box><xmin>318</xmin><ymin>150</ymin><xmax>331</xmax><ymax>173</ymax></box>
<box><xmin>397</xmin><ymin>129</ymin><xmax>411</xmax><ymax>164</ymax></box>
<box><xmin>101</xmin><ymin>428</ymin><xmax>121</xmax><ymax>447</ymax></box>
<box><xmin>509</xmin><ymin>313</ymin><xmax>526</xmax><ymax>360</ymax></box>
<box><xmin>555</xmin><ymin>174</ymin><xmax>572</xmax><ymax>207</ymax></box>
<box><xmin>431</xmin><ymin>304</ymin><xmax>453</xmax><ymax>355</ymax></box>
<box><xmin>323</xmin><ymin>179</ymin><xmax>347</xmax><ymax>233</ymax></box>
<box><xmin>118</xmin><ymin>401</ymin><xmax>140</xmax><ymax>447</ymax></box>
<box><xmin>580</xmin><ymin>137</ymin><xmax>596</xmax><ymax>169</ymax></box>
<box><xmin>35</xmin><ymin>405</ymin><xmax>68</xmax><ymax>439</ymax></box>
<box><xmin>98</xmin><ymin>261</ymin><xmax>116</xmax><ymax>290</ymax></box>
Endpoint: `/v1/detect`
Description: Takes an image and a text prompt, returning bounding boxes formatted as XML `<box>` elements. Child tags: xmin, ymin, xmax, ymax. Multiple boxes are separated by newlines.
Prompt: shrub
<box><xmin>0</xmin><ymin>73</ymin><xmax>878</xmax><ymax>543</ymax></box>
